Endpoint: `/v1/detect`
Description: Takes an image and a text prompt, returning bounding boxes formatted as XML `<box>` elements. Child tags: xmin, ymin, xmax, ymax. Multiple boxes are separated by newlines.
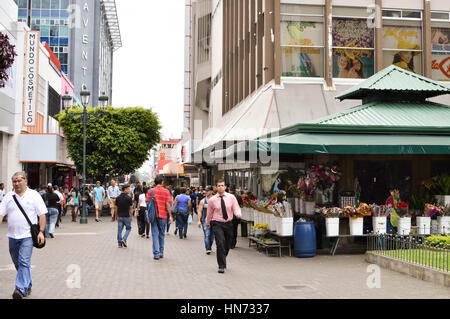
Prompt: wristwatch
<box><xmin>39</xmin><ymin>230</ymin><xmax>45</xmax><ymax>234</ymax></box>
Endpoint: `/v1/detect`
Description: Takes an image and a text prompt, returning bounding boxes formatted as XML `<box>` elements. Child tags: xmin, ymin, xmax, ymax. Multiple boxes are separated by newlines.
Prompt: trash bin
<box><xmin>294</xmin><ymin>221</ymin><xmax>316</xmax><ymax>258</ymax></box>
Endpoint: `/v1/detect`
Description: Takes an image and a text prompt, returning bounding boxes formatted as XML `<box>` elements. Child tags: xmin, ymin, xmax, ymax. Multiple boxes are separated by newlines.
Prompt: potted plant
<box><xmin>370</xmin><ymin>204</ymin><xmax>392</xmax><ymax>234</ymax></box>
<box><xmin>320</xmin><ymin>207</ymin><xmax>342</xmax><ymax>237</ymax></box>
<box><xmin>344</xmin><ymin>205</ymin><xmax>363</xmax><ymax>235</ymax></box>
<box><xmin>395</xmin><ymin>201</ymin><xmax>411</xmax><ymax>235</ymax></box>
<box><xmin>431</xmin><ymin>174</ymin><xmax>450</xmax><ymax>206</ymax></box>
<box><xmin>436</xmin><ymin>204</ymin><xmax>450</xmax><ymax>235</ymax></box>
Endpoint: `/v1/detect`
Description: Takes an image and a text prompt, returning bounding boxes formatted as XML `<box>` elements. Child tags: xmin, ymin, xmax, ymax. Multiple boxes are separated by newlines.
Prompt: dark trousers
<box><xmin>137</xmin><ymin>207</ymin><xmax>150</xmax><ymax>236</ymax></box>
<box><xmin>211</xmin><ymin>221</ymin><xmax>233</xmax><ymax>269</ymax></box>
<box><xmin>231</xmin><ymin>218</ymin><xmax>240</xmax><ymax>248</ymax></box>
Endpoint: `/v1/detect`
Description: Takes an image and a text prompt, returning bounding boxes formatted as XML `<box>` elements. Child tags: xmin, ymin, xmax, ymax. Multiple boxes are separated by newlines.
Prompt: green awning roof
<box><xmin>244</xmin><ymin>134</ymin><xmax>450</xmax><ymax>155</ymax></box>
<box><xmin>336</xmin><ymin>65</ymin><xmax>450</xmax><ymax>101</ymax></box>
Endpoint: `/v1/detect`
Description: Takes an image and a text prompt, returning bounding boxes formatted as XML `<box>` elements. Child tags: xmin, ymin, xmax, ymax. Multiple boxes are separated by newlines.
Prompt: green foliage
<box><xmin>409</xmin><ymin>192</ymin><xmax>437</xmax><ymax>211</ymax></box>
<box><xmin>425</xmin><ymin>235</ymin><xmax>450</xmax><ymax>249</ymax></box>
<box><xmin>431</xmin><ymin>174</ymin><xmax>450</xmax><ymax>195</ymax></box>
<box><xmin>56</xmin><ymin>106</ymin><xmax>161</xmax><ymax>181</ymax></box>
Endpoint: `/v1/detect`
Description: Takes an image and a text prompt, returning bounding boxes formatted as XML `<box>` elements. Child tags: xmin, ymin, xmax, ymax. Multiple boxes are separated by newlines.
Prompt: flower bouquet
<box><xmin>343</xmin><ymin>205</ymin><xmax>358</xmax><ymax>219</ymax></box>
<box><xmin>370</xmin><ymin>204</ymin><xmax>393</xmax><ymax>217</ymax></box>
<box><xmin>395</xmin><ymin>201</ymin><xmax>409</xmax><ymax>217</ymax></box>
<box><xmin>320</xmin><ymin>207</ymin><xmax>343</xmax><ymax>218</ymax></box>
<box><xmin>424</xmin><ymin>204</ymin><xmax>444</xmax><ymax>219</ymax></box>
<box><xmin>357</xmin><ymin>202</ymin><xmax>372</xmax><ymax>216</ymax></box>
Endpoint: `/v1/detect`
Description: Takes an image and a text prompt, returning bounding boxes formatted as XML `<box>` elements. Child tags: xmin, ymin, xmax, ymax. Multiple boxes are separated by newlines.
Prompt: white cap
<box><xmin>48</xmin><ymin>183</ymin><xmax>52</xmax><ymax>187</ymax></box>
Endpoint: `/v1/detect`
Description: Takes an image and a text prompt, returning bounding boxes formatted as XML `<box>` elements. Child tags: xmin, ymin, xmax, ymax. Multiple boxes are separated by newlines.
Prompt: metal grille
<box><xmin>367</xmin><ymin>234</ymin><xmax>449</xmax><ymax>273</ymax></box>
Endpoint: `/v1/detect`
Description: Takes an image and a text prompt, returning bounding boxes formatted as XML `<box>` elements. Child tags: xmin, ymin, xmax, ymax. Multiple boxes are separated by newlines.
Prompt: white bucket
<box><xmin>294</xmin><ymin>198</ymin><xmax>300</xmax><ymax>213</ymax></box>
<box><xmin>299</xmin><ymin>199</ymin><xmax>306</xmax><ymax>214</ymax></box>
<box><xmin>269</xmin><ymin>214</ymin><xmax>277</xmax><ymax>231</ymax></box>
<box><xmin>431</xmin><ymin>219</ymin><xmax>438</xmax><ymax>234</ymax></box>
<box><xmin>325</xmin><ymin>218</ymin><xmax>339</xmax><ymax>237</ymax></box>
<box><xmin>437</xmin><ymin>216</ymin><xmax>450</xmax><ymax>234</ymax></box>
<box><xmin>349</xmin><ymin>217</ymin><xmax>364</xmax><ymax>235</ymax></box>
<box><xmin>277</xmin><ymin>217</ymin><xmax>293</xmax><ymax>236</ymax></box>
<box><xmin>398</xmin><ymin>217</ymin><xmax>411</xmax><ymax>235</ymax></box>
<box><xmin>434</xmin><ymin>195</ymin><xmax>450</xmax><ymax>206</ymax></box>
<box><xmin>416</xmin><ymin>216</ymin><xmax>431</xmax><ymax>235</ymax></box>
<box><xmin>372</xmin><ymin>217</ymin><xmax>387</xmax><ymax>234</ymax></box>
<box><xmin>304</xmin><ymin>201</ymin><xmax>315</xmax><ymax>215</ymax></box>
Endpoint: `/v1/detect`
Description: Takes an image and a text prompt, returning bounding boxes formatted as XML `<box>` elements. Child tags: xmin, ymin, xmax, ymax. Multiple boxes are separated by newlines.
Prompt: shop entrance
<box><xmin>354</xmin><ymin>160</ymin><xmax>412</xmax><ymax>205</ymax></box>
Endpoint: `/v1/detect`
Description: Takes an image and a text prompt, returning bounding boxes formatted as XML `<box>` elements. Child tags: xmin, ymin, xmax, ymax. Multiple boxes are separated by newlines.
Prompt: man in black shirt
<box><xmin>115</xmin><ymin>185</ymin><xmax>133</xmax><ymax>248</ymax></box>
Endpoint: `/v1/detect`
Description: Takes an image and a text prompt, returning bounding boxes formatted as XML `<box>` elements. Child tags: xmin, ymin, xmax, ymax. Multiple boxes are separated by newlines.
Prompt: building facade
<box><xmin>14</xmin><ymin>0</ymin><xmax>121</xmax><ymax>106</ymax></box>
<box><xmin>185</xmin><ymin>0</ymin><xmax>450</xmax><ymax>187</ymax></box>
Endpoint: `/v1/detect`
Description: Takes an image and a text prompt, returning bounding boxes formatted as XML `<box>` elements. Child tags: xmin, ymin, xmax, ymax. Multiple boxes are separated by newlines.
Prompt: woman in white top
<box><xmin>136</xmin><ymin>184</ymin><xmax>149</xmax><ymax>238</ymax></box>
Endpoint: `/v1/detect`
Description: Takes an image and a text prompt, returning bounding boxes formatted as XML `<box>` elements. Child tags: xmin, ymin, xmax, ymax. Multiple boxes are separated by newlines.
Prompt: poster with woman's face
<box><xmin>431</xmin><ymin>28</ymin><xmax>450</xmax><ymax>81</ymax></box>
<box><xmin>332</xmin><ymin>18</ymin><xmax>374</xmax><ymax>79</ymax></box>
<box><xmin>382</xmin><ymin>26</ymin><xmax>422</xmax><ymax>74</ymax></box>
<box><xmin>0</xmin><ymin>26</ymin><xmax>17</xmax><ymax>98</ymax></box>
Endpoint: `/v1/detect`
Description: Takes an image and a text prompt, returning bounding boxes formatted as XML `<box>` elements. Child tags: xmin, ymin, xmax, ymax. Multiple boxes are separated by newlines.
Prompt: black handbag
<box><xmin>13</xmin><ymin>195</ymin><xmax>46</xmax><ymax>249</ymax></box>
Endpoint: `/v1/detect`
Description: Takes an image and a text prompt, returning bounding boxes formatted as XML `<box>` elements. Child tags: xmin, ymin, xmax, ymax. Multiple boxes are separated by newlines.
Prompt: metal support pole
<box><xmin>80</xmin><ymin>106</ymin><xmax>88</xmax><ymax>224</ymax></box>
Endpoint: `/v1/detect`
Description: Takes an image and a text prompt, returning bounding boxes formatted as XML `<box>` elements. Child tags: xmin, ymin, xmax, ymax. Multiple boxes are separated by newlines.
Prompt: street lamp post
<box><xmin>62</xmin><ymin>88</ymin><xmax>109</xmax><ymax>224</ymax></box>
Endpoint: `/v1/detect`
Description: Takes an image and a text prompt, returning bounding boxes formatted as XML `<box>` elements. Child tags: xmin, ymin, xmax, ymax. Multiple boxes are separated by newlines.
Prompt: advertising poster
<box><xmin>431</xmin><ymin>28</ymin><xmax>450</xmax><ymax>81</ymax></box>
<box><xmin>281</xmin><ymin>21</ymin><xmax>324</xmax><ymax>77</ymax></box>
<box><xmin>382</xmin><ymin>26</ymin><xmax>422</xmax><ymax>73</ymax></box>
<box><xmin>332</xmin><ymin>18</ymin><xmax>374</xmax><ymax>79</ymax></box>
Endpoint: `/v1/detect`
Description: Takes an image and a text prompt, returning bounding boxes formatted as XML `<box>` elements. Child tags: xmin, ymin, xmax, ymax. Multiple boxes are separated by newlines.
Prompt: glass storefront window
<box><xmin>382</xmin><ymin>20</ymin><xmax>423</xmax><ymax>74</ymax></box>
<box><xmin>280</xmin><ymin>6</ymin><xmax>324</xmax><ymax>78</ymax></box>
<box><xmin>431</xmin><ymin>27</ymin><xmax>450</xmax><ymax>81</ymax></box>
<box><xmin>32</xmin><ymin>0</ymin><xmax>41</xmax><ymax>9</ymax></box>
<box><xmin>332</xmin><ymin>18</ymin><xmax>374</xmax><ymax>78</ymax></box>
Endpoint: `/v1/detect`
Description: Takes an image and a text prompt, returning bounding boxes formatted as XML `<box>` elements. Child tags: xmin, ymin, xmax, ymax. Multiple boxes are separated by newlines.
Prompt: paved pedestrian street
<box><xmin>0</xmin><ymin>216</ymin><xmax>449</xmax><ymax>299</ymax></box>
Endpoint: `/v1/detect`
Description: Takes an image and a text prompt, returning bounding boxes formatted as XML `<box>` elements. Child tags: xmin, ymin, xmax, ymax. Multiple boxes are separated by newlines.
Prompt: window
<box><xmin>48</xmin><ymin>86</ymin><xmax>61</xmax><ymax>118</ymax></box>
<box><xmin>431</xmin><ymin>27</ymin><xmax>450</xmax><ymax>81</ymax></box>
<box><xmin>280</xmin><ymin>5</ymin><xmax>324</xmax><ymax>77</ymax></box>
<box><xmin>382</xmin><ymin>12</ymin><xmax>423</xmax><ymax>74</ymax></box>
<box><xmin>332</xmin><ymin>8</ymin><xmax>375</xmax><ymax>79</ymax></box>
<box><xmin>42</xmin><ymin>0</ymin><xmax>51</xmax><ymax>9</ymax></box>
<box><xmin>431</xmin><ymin>11</ymin><xmax>450</xmax><ymax>21</ymax></box>
<box><xmin>32</xmin><ymin>0</ymin><xmax>41</xmax><ymax>9</ymax></box>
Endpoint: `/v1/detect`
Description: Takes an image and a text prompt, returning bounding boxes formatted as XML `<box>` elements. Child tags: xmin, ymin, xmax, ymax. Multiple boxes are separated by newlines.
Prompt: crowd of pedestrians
<box><xmin>0</xmin><ymin>172</ymin><xmax>245</xmax><ymax>299</ymax></box>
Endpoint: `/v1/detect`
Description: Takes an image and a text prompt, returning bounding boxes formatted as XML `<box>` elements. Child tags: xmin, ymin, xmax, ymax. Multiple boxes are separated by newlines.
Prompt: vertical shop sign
<box><xmin>23</xmin><ymin>31</ymin><xmax>40</xmax><ymax>126</ymax></box>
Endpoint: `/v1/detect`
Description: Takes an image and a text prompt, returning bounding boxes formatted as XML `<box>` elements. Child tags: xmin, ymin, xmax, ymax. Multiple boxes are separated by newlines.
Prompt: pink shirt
<box><xmin>206</xmin><ymin>192</ymin><xmax>241</xmax><ymax>227</ymax></box>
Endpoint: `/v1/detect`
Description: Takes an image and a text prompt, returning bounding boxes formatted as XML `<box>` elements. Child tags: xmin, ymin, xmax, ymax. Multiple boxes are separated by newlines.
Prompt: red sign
<box><xmin>42</xmin><ymin>42</ymin><xmax>61</xmax><ymax>71</ymax></box>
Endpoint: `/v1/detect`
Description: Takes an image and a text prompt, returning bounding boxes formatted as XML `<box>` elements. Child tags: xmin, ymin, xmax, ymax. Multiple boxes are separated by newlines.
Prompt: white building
<box><xmin>184</xmin><ymin>0</ymin><xmax>450</xmax><ymax>189</ymax></box>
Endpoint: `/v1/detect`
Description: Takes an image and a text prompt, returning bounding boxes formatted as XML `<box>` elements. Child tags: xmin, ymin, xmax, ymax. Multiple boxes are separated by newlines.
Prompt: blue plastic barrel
<box><xmin>294</xmin><ymin>221</ymin><xmax>316</xmax><ymax>258</ymax></box>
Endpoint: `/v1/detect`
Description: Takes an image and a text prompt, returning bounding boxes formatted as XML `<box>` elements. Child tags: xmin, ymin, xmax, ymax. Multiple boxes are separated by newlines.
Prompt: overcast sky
<box><xmin>112</xmin><ymin>0</ymin><xmax>185</xmax><ymax>141</ymax></box>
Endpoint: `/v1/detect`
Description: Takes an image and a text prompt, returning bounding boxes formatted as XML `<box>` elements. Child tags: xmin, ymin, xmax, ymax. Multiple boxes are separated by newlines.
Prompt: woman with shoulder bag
<box><xmin>136</xmin><ymin>185</ymin><xmax>150</xmax><ymax>238</ymax></box>
<box><xmin>69</xmin><ymin>188</ymin><xmax>80</xmax><ymax>222</ymax></box>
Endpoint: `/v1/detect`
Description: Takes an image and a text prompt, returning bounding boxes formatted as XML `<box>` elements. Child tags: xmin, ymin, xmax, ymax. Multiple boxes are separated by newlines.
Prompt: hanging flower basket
<box><xmin>0</xmin><ymin>32</ymin><xmax>17</xmax><ymax>88</ymax></box>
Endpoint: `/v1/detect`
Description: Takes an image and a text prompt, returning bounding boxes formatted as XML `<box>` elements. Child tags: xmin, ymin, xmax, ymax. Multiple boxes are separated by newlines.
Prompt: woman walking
<box><xmin>197</xmin><ymin>186</ymin><xmax>214</xmax><ymax>254</ymax></box>
<box><xmin>69</xmin><ymin>187</ymin><xmax>80</xmax><ymax>222</ymax></box>
<box><xmin>171</xmin><ymin>187</ymin><xmax>180</xmax><ymax>235</ymax></box>
<box><xmin>42</xmin><ymin>186</ymin><xmax>60</xmax><ymax>238</ymax></box>
<box><xmin>136</xmin><ymin>184</ymin><xmax>150</xmax><ymax>238</ymax></box>
<box><xmin>173</xmin><ymin>187</ymin><xmax>191</xmax><ymax>239</ymax></box>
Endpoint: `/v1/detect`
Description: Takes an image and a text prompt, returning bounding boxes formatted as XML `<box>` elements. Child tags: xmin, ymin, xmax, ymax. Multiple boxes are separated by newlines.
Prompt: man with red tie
<box><xmin>206</xmin><ymin>180</ymin><xmax>241</xmax><ymax>274</ymax></box>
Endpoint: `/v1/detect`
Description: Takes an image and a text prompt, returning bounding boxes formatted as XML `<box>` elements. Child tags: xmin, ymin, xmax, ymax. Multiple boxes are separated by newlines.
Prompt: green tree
<box><xmin>56</xmin><ymin>106</ymin><xmax>161</xmax><ymax>181</ymax></box>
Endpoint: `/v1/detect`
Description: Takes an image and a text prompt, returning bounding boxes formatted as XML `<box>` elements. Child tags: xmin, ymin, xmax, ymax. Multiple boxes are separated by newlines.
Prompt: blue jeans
<box><xmin>177</xmin><ymin>211</ymin><xmax>189</xmax><ymax>238</ymax></box>
<box><xmin>117</xmin><ymin>217</ymin><xmax>132</xmax><ymax>245</ymax></box>
<box><xmin>386</xmin><ymin>217</ymin><xmax>398</xmax><ymax>234</ymax></box>
<box><xmin>166</xmin><ymin>214</ymin><xmax>171</xmax><ymax>232</ymax></box>
<box><xmin>45</xmin><ymin>208</ymin><xmax>59</xmax><ymax>237</ymax></box>
<box><xmin>201</xmin><ymin>220</ymin><xmax>214</xmax><ymax>251</ymax></box>
<box><xmin>9</xmin><ymin>237</ymin><xmax>33</xmax><ymax>295</ymax></box>
<box><xmin>151</xmin><ymin>217</ymin><xmax>167</xmax><ymax>258</ymax></box>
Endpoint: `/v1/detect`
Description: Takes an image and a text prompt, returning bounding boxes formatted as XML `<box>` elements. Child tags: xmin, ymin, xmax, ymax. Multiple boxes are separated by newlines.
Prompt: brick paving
<box><xmin>0</xmin><ymin>214</ymin><xmax>449</xmax><ymax>299</ymax></box>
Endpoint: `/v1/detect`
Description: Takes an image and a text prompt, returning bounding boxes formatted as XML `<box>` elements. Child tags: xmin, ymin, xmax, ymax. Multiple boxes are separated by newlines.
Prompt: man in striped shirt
<box><xmin>146</xmin><ymin>176</ymin><xmax>173</xmax><ymax>260</ymax></box>
<box><xmin>206</xmin><ymin>180</ymin><xmax>241</xmax><ymax>273</ymax></box>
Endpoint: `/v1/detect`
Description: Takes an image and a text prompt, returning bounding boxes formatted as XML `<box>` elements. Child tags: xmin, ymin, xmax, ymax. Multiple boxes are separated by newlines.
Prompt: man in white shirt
<box><xmin>0</xmin><ymin>183</ymin><xmax>5</xmax><ymax>203</ymax></box>
<box><xmin>107</xmin><ymin>179</ymin><xmax>121</xmax><ymax>222</ymax></box>
<box><xmin>0</xmin><ymin>172</ymin><xmax>47</xmax><ymax>299</ymax></box>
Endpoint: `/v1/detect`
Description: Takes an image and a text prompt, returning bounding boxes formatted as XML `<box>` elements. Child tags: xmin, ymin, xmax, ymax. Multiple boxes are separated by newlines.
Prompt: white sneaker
<box><xmin>206</xmin><ymin>250</ymin><xmax>211</xmax><ymax>255</ymax></box>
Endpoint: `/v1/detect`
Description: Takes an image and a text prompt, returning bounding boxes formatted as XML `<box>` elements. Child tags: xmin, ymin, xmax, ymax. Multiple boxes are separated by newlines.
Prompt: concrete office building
<box><xmin>14</xmin><ymin>0</ymin><xmax>122</xmax><ymax>105</ymax></box>
<box><xmin>184</xmin><ymin>0</ymin><xmax>450</xmax><ymax>188</ymax></box>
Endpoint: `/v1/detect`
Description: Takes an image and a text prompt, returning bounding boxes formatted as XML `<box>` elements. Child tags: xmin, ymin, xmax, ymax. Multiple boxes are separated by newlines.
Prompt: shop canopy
<box><xmin>214</xmin><ymin>66</ymin><xmax>450</xmax><ymax>158</ymax></box>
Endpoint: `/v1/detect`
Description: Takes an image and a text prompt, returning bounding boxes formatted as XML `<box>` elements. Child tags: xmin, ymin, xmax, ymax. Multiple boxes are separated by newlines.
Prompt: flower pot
<box><xmin>349</xmin><ymin>217</ymin><xmax>364</xmax><ymax>235</ymax></box>
<box><xmin>277</xmin><ymin>217</ymin><xmax>293</xmax><ymax>236</ymax></box>
<box><xmin>372</xmin><ymin>217</ymin><xmax>387</xmax><ymax>234</ymax></box>
<box><xmin>434</xmin><ymin>195</ymin><xmax>450</xmax><ymax>206</ymax></box>
<box><xmin>437</xmin><ymin>216</ymin><xmax>450</xmax><ymax>234</ymax></box>
<box><xmin>398</xmin><ymin>217</ymin><xmax>411</xmax><ymax>235</ymax></box>
<box><xmin>416</xmin><ymin>216</ymin><xmax>431</xmax><ymax>235</ymax></box>
<box><xmin>269</xmin><ymin>214</ymin><xmax>277</xmax><ymax>232</ymax></box>
<box><xmin>325</xmin><ymin>218</ymin><xmax>339</xmax><ymax>237</ymax></box>
<box><xmin>304</xmin><ymin>201</ymin><xmax>315</xmax><ymax>215</ymax></box>
<box><xmin>431</xmin><ymin>219</ymin><xmax>438</xmax><ymax>234</ymax></box>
